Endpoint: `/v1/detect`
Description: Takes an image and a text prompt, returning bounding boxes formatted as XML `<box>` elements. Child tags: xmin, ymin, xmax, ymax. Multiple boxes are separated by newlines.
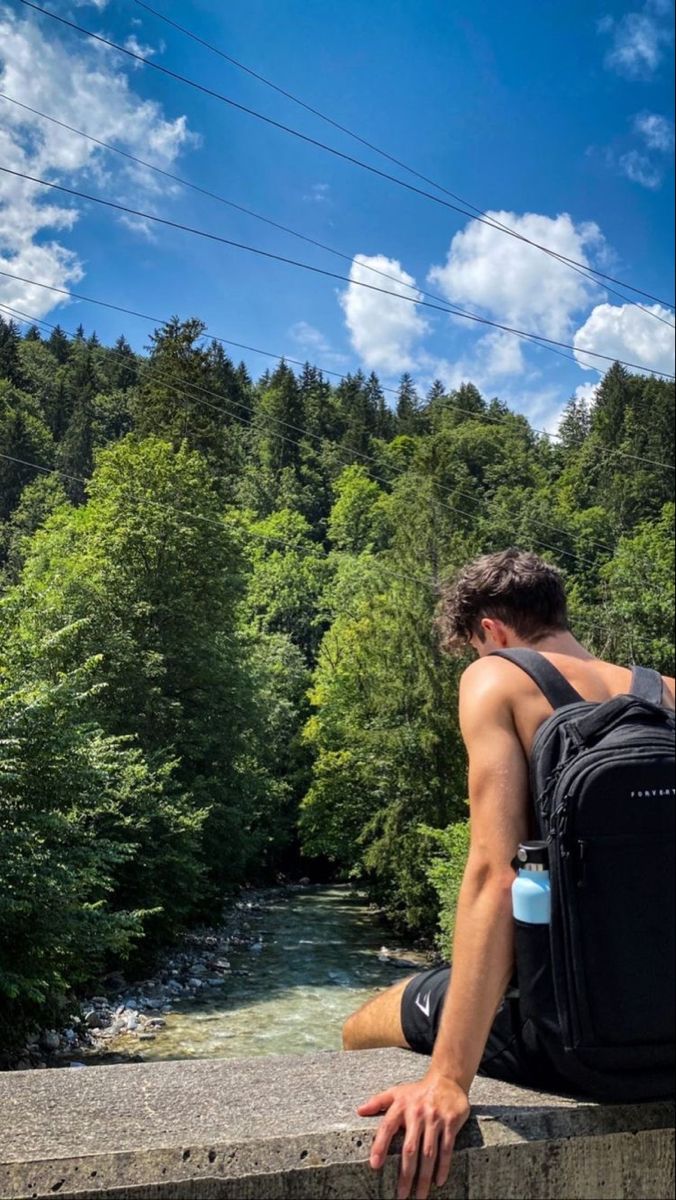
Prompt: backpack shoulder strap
<box><xmin>629</xmin><ymin>665</ymin><xmax>664</xmax><ymax>705</ymax></box>
<box><xmin>490</xmin><ymin>648</ymin><xmax>583</xmax><ymax>710</ymax></box>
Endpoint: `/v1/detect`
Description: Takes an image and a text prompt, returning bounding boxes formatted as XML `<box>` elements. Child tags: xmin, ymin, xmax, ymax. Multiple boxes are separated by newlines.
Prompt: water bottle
<box><xmin>511</xmin><ymin>841</ymin><xmax>551</xmax><ymax>924</ymax></box>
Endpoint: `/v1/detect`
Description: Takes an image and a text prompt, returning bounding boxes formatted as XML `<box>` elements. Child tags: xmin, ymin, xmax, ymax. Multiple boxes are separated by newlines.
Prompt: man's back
<box><xmin>471</xmin><ymin>649</ymin><xmax>675</xmax><ymax>758</ymax></box>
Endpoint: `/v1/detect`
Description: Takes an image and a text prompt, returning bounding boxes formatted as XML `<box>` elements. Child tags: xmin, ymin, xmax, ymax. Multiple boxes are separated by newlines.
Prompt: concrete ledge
<box><xmin>1</xmin><ymin>1050</ymin><xmax>674</xmax><ymax>1199</ymax></box>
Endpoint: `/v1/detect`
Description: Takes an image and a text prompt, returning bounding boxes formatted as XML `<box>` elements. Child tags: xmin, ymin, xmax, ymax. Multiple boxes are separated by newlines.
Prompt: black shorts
<box><xmin>401</xmin><ymin>962</ymin><xmax>562</xmax><ymax>1089</ymax></box>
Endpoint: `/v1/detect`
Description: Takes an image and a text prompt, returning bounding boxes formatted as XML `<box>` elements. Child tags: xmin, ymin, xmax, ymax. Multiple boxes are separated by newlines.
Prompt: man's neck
<box><xmin>508</xmin><ymin>631</ymin><xmax>594</xmax><ymax>660</ymax></box>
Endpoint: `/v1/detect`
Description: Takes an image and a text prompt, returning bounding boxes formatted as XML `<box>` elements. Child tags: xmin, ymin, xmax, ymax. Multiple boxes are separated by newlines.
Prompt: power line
<box><xmin>18</xmin><ymin>0</ymin><xmax>675</xmax><ymax>312</ymax></box>
<box><xmin>0</xmin><ymin>305</ymin><xmax>601</xmax><ymax>572</ymax></box>
<box><xmin>0</xmin><ymin>415</ymin><xmax>665</xmax><ymax>615</ymax></box>
<box><xmin>0</xmin><ymin>299</ymin><xmax>647</xmax><ymax>566</ymax></box>
<box><xmin>1</xmin><ymin>265</ymin><xmax>594</xmax><ymax>405</ymax></box>
<box><xmin>1</xmin><ymin>267</ymin><xmax>673</xmax><ymax>472</ymax></box>
<box><xmin>0</xmin><ymin>90</ymin><xmax>608</xmax><ymax>363</ymax></box>
<box><xmin>3</xmin><ymin>166</ymin><xmax>674</xmax><ymax>380</ymax></box>
<box><xmin>0</xmin><ymin>449</ymin><xmax>435</xmax><ymax>593</ymax></box>
<box><xmin>131</xmin><ymin>0</ymin><xmax>676</xmax><ymax>327</ymax></box>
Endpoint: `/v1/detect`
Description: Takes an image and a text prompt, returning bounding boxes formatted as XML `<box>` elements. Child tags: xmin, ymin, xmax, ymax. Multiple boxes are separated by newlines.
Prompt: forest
<box><xmin>0</xmin><ymin>310</ymin><xmax>674</xmax><ymax>1052</ymax></box>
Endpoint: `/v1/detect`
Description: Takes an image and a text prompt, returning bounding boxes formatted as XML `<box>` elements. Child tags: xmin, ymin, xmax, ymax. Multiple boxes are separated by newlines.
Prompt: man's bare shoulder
<box><xmin>458</xmin><ymin>656</ymin><xmax>524</xmax><ymax>724</ymax></box>
<box><xmin>459</xmin><ymin>654</ymin><xmax>528</xmax><ymax>700</ymax></box>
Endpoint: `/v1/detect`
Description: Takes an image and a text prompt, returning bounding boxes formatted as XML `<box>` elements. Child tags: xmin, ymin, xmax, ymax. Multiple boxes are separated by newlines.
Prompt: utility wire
<box><xmin>19</xmin><ymin>0</ymin><xmax>675</xmax><ymax>312</ymax></box>
<box><xmin>0</xmin><ymin>299</ymin><xmax>645</xmax><ymax>566</ymax></box>
<box><xmin>3</xmin><ymin>166</ymin><xmax>674</xmax><ymax>380</ymax></box>
<box><xmin>1</xmin><ymin>267</ymin><xmax>673</xmax><ymax>472</ymax></box>
<box><xmin>131</xmin><ymin>0</ymin><xmax>675</xmax><ymax>328</ymax></box>
<box><xmin>0</xmin><ymin>446</ymin><xmax>441</xmax><ymax>591</ymax></box>
<box><xmin>0</xmin><ymin>434</ymin><xmax>638</xmax><ymax>643</ymax></box>
<box><xmin>0</xmin><ymin>304</ymin><xmax>601</xmax><ymax>572</ymax></box>
<box><xmin>0</xmin><ymin>90</ymin><xmax>611</xmax><ymax>362</ymax></box>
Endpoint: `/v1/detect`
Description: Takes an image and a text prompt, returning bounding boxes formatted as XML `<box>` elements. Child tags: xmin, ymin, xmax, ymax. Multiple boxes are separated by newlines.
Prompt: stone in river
<box><xmin>40</xmin><ymin>1030</ymin><xmax>61</xmax><ymax>1051</ymax></box>
<box><xmin>138</xmin><ymin>1033</ymin><xmax>156</xmax><ymax>1042</ymax></box>
<box><xmin>84</xmin><ymin>1010</ymin><xmax>104</xmax><ymax>1029</ymax></box>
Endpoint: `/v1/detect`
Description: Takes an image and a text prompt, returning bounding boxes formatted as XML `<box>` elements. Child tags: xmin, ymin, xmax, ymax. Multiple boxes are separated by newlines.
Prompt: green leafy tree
<box><xmin>0</xmin><ymin>659</ymin><xmax>202</xmax><ymax>1048</ymax></box>
<box><xmin>7</xmin><ymin>436</ymin><xmax>268</xmax><ymax>899</ymax></box>
<box><xmin>245</xmin><ymin>508</ymin><xmax>329</xmax><ymax>660</ymax></box>
<box><xmin>327</xmin><ymin>465</ymin><xmax>391</xmax><ymax>554</ymax></box>
<box><xmin>599</xmin><ymin>503</ymin><xmax>675</xmax><ymax>675</ymax></box>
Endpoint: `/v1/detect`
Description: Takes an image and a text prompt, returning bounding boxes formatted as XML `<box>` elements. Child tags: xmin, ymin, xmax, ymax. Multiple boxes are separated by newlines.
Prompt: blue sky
<box><xmin>0</xmin><ymin>0</ymin><xmax>674</xmax><ymax>429</ymax></box>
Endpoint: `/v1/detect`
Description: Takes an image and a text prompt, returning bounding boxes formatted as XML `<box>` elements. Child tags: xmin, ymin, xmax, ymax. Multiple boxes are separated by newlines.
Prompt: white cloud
<box><xmin>123</xmin><ymin>35</ymin><xmax>162</xmax><ymax>65</ymax></box>
<box><xmin>599</xmin><ymin>2</ymin><xmax>673</xmax><ymax>78</ymax></box>
<box><xmin>599</xmin><ymin>110</ymin><xmax>675</xmax><ymax>189</ymax></box>
<box><xmin>339</xmin><ymin>254</ymin><xmax>428</xmax><ymax>374</ymax></box>
<box><xmin>617</xmin><ymin>149</ymin><xmax>663</xmax><ymax>188</ymax></box>
<box><xmin>574</xmin><ymin>303</ymin><xmax>675</xmax><ymax>377</ymax></box>
<box><xmin>478</xmin><ymin>331</ymin><xmax>525</xmax><ymax>376</ymax></box>
<box><xmin>291</xmin><ymin>320</ymin><xmax>332</xmax><ymax>354</ymax></box>
<box><xmin>289</xmin><ymin>320</ymin><xmax>348</xmax><ymax>367</ymax></box>
<box><xmin>428</xmin><ymin>210</ymin><xmax>604</xmax><ymax>341</ymax></box>
<box><xmin>303</xmin><ymin>182</ymin><xmax>331</xmax><ymax>203</ymax></box>
<box><xmin>633</xmin><ymin>111</ymin><xmax>675</xmax><ymax>153</ymax></box>
<box><xmin>0</xmin><ymin>6</ymin><xmax>194</xmax><ymax>317</ymax></box>
<box><xmin>418</xmin><ymin>330</ymin><xmax>527</xmax><ymax>395</ymax></box>
<box><xmin>574</xmin><ymin>381</ymin><xmax>600</xmax><ymax>406</ymax></box>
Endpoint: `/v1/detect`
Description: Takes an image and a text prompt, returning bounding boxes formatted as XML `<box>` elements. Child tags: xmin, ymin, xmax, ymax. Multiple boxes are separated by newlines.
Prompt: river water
<box><xmin>121</xmin><ymin>885</ymin><xmax>431</xmax><ymax>1062</ymax></box>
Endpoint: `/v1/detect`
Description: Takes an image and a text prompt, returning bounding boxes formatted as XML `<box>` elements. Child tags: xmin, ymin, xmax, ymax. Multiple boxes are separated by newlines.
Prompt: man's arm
<box><xmin>359</xmin><ymin>658</ymin><xmax>530</xmax><ymax>1200</ymax></box>
<box><xmin>428</xmin><ymin>659</ymin><xmax>530</xmax><ymax>1086</ymax></box>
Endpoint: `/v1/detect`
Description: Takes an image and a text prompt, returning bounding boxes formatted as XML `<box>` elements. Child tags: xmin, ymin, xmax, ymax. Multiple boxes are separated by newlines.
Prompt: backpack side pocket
<box><xmin>514</xmin><ymin>919</ymin><xmax>557</xmax><ymax>1029</ymax></box>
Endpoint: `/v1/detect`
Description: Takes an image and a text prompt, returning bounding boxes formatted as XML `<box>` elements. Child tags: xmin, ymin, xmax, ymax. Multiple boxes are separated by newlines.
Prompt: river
<box><xmin>112</xmin><ymin>885</ymin><xmax>431</xmax><ymax>1062</ymax></box>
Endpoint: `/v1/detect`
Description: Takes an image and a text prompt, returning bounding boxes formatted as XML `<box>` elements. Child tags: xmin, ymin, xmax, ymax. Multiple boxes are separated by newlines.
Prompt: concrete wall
<box><xmin>1</xmin><ymin>1049</ymin><xmax>674</xmax><ymax>1199</ymax></box>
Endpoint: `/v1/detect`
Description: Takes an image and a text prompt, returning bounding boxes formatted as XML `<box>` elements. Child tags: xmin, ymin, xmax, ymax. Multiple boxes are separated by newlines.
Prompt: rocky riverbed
<box><xmin>10</xmin><ymin>885</ymin><xmax>287</xmax><ymax>1070</ymax></box>
<box><xmin>10</xmin><ymin>883</ymin><xmax>431</xmax><ymax>1070</ymax></box>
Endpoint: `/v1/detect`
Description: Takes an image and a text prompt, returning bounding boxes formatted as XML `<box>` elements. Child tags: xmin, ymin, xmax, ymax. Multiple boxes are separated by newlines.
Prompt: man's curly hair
<box><xmin>435</xmin><ymin>548</ymin><xmax>569</xmax><ymax>653</ymax></box>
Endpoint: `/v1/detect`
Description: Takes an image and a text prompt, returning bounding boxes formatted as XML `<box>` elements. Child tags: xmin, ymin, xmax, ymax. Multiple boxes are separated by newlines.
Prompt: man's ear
<box><xmin>481</xmin><ymin>617</ymin><xmax>510</xmax><ymax>647</ymax></box>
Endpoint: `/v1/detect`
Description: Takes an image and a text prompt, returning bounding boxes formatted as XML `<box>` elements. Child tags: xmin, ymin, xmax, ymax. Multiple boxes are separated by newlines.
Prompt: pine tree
<box><xmin>110</xmin><ymin>335</ymin><xmax>139</xmax><ymax>391</ymax></box>
<box><xmin>0</xmin><ymin>317</ymin><xmax>24</xmax><ymax>387</ymax></box>
<box><xmin>424</xmin><ymin>379</ymin><xmax>447</xmax><ymax>429</ymax></box>
<box><xmin>254</xmin><ymin>360</ymin><xmax>304</xmax><ymax>473</ymax></box>
<box><xmin>56</xmin><ymin>349</ymin><xmax>99</xmax><ymax>501</ymax></box>
<box><xmin>558</xmin><ymin>394</ymin><xmax>592</xmax><ymax>452</ymax></box>
<box><xmin>132</xmin><ymin>318</ymin><xmax>229</xmax><ymax>461</ymax></box>
<box><xmin>395</xmin><ymin>372</ymin><xmax>420</xmax><ymax>434</ymax></box>
<box><xmin>0</xmin><ymin>386</ymin><xmax>54</xmax><ymax>520</ymax></box>
<box><xmin>47</xmin><ymin>326</ymin><xmax>71</xmax><ymax>365</ymax></box>
<box><xmin>366</xmin><ymin>372</ymin><xmax>395</xmax><ymax>440</ymax></box>
<box><xmin>335</xmin><ymin>371</ymin><xmax>375</xmax><ymax>455</ymax></box>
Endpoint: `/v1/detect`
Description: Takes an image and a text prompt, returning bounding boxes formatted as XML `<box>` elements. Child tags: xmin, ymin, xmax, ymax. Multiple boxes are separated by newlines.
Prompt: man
<box><xmin>342</xmin><ymin>548</ymin><xmax>675</xmax><ymax>1200</ymax></box>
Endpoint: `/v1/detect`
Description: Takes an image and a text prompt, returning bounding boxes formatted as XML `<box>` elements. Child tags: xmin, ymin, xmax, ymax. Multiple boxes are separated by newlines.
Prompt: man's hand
<box><xmin>357</xmin><ymin>1068</ymin><xmax>470</xmax><ymax>1200</ymax></box>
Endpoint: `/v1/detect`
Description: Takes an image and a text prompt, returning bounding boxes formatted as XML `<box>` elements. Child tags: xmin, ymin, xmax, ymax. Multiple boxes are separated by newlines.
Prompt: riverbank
<box><xmin>7</xmin><ymin>884</ymin><xmax>294</xmax><ymax>1071</ymax></box>
<box><xmin>7</xmin><ymin>884</ymin><xmax>432</xmax><ymax>1070</ymax></box>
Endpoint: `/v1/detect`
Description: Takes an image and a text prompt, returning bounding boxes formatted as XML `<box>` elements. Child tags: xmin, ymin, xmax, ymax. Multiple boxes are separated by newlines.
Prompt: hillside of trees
<box><xmin>0</xmin><ymin>311</ymin><xmax>674</xmax><ymax>1051</ymax></box>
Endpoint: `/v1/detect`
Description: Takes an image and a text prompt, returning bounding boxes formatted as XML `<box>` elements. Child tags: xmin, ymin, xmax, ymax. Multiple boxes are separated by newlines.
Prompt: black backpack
<box><xmin>493</xmin><ymin>648</ymin><xmax>675</xmax><ymax>1101</ymax></box>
